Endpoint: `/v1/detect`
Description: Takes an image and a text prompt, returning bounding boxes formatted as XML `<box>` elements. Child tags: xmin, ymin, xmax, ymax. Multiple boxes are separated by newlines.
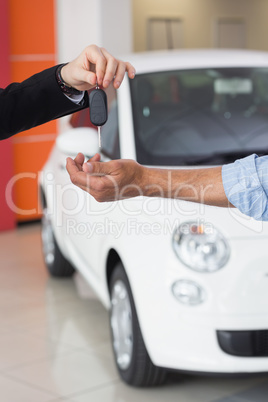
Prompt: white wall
<box><xmin>56</xmin><ymin>0</ymin><xmax>132</xmax><ymax>63</ymax></box>
<box><xmin>55</xmin><ymin>0</ymin><xmax>133</xmax><ymax>131</ymax></box>
<box><xmin>132</xmin><ymin>0</ymin><xmax>268</xmax><ymax>52</ymax></box>
<box><xmin>99</xmin><ymin>0</ymin><xmax>133</xmax><ymax>58</ymax></box>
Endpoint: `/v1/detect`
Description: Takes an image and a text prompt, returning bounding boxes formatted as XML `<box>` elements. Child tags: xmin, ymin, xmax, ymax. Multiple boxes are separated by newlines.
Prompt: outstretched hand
<box><xmin>66</xmin><ymin>153</ymin><xmax>145</xmax><ymax>202</ymax></box>
<box><xmin>66</xmin><ymin>153</ymin><xmax>230</xmax><ymax>207</ymax></box>
<box><xmin>60</xmin><ymin>45</ymin><xmax>136</xmax><ymax>92</ymax></box>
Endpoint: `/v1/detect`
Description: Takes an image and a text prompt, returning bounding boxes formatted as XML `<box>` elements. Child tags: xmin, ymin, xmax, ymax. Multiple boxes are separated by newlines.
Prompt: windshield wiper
<box><xmin>184</xmin><ymin>149</ymin><xmax>268</xmax><ymax>165</ymax></box>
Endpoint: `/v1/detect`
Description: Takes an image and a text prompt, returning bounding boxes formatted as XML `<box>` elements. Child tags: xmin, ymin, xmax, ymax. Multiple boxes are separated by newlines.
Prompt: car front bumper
<box><xmin>123</xmin><ymin>233</ymin><xmax>268</xmax><ymax>374</ymax></box>
<box><xmin>147</xmin><ymin>310</ymin><xmax>268</xmax><ymax>373</ymax></box>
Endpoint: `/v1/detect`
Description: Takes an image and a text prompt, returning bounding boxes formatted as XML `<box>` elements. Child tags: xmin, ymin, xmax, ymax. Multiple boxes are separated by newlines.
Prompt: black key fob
<box><xmin>89</xmin><ymin>88</ymin><xmax>108</xmax><ymax>126</ymax></box>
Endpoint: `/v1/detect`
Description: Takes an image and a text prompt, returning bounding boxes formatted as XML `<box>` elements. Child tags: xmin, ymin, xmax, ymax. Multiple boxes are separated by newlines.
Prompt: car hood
<box><xmin>116</xmin><ymin>196</ymin><xmax>268</xmax><ymax>240</ymax></box>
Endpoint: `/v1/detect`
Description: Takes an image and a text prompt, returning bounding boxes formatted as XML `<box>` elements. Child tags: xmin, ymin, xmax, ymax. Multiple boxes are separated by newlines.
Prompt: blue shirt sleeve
<box><xmin>222</xmin><ymin>154</ymin><xmax>268</xmax><ymax>221</ymax></box>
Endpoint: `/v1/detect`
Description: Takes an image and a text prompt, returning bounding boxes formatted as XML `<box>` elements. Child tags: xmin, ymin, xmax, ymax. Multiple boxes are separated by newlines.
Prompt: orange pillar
<box><xmin>9</xmin><ymin>0</ymin><xmax>57</xmax><ymax>222</ymax></box>
<box><xmin>0</xmin><ymin>0</ymin><xmax>16</xmax><ymax>231</ymax></box>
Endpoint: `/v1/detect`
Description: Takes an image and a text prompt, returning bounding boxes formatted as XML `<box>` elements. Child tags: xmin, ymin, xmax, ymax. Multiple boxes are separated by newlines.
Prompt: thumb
<box><xmin>80</xmin><ymin>70</ymin><xmax>97</xmax><ymax>86</ymax></box>
<box><xmin>83</xmin><ymin>161</ymin><xmax>109</xmax><ymax>176</ymax></box>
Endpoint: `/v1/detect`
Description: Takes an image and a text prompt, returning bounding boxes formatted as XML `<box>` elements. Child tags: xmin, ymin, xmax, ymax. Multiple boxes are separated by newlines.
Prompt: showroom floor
<box><xmin>0</xmin><ymin>222</ymin><xmax>268</xmax><ymax>402</ymax></box>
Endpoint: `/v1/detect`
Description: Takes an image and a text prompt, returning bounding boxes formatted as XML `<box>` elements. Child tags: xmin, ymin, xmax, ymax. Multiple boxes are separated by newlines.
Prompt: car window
<box><xmin>70</xmin><ymin>85</ymin><xmax>120</xmax><ymax>160</ymax></box>
<box><xmin>101</xmin><ymin>85</ymin><xmax>120</xmax><ymax>159</ymax></box>
<box><xmin>130</xmin><ymin>68</ymin><xmax>268</xmax><ymax>166</ymax></box>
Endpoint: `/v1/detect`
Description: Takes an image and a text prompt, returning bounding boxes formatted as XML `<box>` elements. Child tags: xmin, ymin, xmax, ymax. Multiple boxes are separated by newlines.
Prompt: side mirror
<box><xmin>56</xmin><ymin>127</ymin><xmax>99</xmax><ymax>157</ymax></box>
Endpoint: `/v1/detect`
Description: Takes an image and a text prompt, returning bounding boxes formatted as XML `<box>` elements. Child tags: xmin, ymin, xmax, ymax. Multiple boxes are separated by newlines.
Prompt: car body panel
<box><xmin>41</xmin><ymin>49</ymin><xmax>268</xmax><ymax>373</ymax></box>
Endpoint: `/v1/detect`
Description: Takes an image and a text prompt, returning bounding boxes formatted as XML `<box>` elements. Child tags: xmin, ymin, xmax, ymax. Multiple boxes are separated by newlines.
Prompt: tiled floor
<box><xmin>0</xmin><ymin>222</ymin><xmax>268</xmax><ymax>402</ymax></box>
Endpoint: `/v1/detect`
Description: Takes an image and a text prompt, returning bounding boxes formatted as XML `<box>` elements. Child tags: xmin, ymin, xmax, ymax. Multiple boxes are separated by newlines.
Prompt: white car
<box><xmin>40</xmin><ymin>49</ymin><xmax>268</xmax><ymax>387</ymax></box>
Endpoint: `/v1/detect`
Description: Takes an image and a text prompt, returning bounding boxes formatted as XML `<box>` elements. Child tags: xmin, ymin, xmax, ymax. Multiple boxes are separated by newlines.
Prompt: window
<box><xmin>69</xmin><ymin>85</ymin><xmax>120</xmax><ymax>160</ymax></box>
<box><xmin>100</xmin><ymin>85</ymin><xmax>120</xmax><ymax>159</ymax></box>
<box><xmin>130</xmin><ymin>68</ymin><xmax>268</xmax><ymax>166</ymax></box>
<box><xmin>147</xmin><ymin>17</ymin><xmax>183</xmax><ymax>51</ymax></box>
<box><xmin>215</xmin><ymin>18</ymin><xmax>246</xmax><ymax>49</ymax></box>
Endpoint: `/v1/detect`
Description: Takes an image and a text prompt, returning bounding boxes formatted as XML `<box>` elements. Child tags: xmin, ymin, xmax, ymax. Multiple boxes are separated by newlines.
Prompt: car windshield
<box><xmin>130</xmin><ymin>67</ymin><xmax>268</xmax><ymax>166</ymax></box>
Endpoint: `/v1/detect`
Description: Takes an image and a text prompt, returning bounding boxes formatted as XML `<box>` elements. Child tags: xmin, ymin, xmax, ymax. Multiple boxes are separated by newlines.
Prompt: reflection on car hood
<box><xmin>117</xmin><ymin>196</ymin><xmax>268</xmax><ymax>239</ymax></box>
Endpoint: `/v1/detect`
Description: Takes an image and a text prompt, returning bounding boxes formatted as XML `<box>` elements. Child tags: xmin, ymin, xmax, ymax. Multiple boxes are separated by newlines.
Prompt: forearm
<box><xmin>141</xmin><ymin>166</ymin><xmax>231</xmax><ymax>207</ymax></box>
<box><xmin>69</xmin><ymin>155</ymin><xmax>232</xmax><ymax>206</ymax></box>
<box><xmin>0</xmin><ymin>45</ymin><xmax>135</xmax><ymax>140</ymax></box>
<box><xmin>0</xmin><ymin>65</ymin><xmax>88</xmax><ymax>140</ymax></box>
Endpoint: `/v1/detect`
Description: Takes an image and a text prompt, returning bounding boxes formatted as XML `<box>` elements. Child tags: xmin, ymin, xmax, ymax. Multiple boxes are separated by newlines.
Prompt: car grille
<box><xmin>217</xmin><ymin>330</ymin><xmax>268</xmax><ymax>357</ymax></box>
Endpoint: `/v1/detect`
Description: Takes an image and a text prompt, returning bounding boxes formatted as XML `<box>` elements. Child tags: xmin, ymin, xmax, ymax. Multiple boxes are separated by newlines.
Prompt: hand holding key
<box><xmin>89</xmin><ymin>83</ymin><xmax>108</xmax><ymax>148</ymax></box>
<box><xmin>61</xmin><ymin>45</ymin><xmax>136</xmax><ymax>92</ymax></box>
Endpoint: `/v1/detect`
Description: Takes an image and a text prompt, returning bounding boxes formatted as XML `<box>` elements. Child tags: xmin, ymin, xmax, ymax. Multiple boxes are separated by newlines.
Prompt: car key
<box><xmin>89</xmin><ymin>83</ymin><xmax>108</xmax><ymax>149</ymax></box>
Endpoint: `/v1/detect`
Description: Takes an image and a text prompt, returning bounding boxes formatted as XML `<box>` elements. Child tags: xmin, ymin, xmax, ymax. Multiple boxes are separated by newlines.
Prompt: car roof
<box><xmin>122</xmin><ymin>49</ymin><xmax>268</xmax><ymax>74</ymax></box>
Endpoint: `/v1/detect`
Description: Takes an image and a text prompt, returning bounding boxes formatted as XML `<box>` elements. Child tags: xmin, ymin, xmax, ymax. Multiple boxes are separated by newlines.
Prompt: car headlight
<box><xmin>172</xmin><ymin>221</ymin><xmax>230</xmax><ymax>272</ymax></box>
<box><xmin>172</xmin><ymin>280</ymin><xmax>206</xmax><ymax>305</ymax></box>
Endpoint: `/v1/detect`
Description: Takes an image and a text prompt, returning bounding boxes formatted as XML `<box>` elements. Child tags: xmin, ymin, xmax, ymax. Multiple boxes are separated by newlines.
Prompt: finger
<box><xmin>125</xmin><ymin>61</ymin><xmax>136</xmax><ymax>79</ymax></box>
<box><xmin>99</xmin><ymin>47</ymin><xmax>118</xmax><ymax>88</ymax></box>
<box><xmin>87</xmin><ymin>153</ymin><xmax>101</xmax><ymax>163</ymax></box>
<box><xmin>78</xmin><ymin>70</ymin><xmax>97</xmax><ymax>87</ymax></box>
<box><xmin>66</xmin><ymin>157</ymin><xmax>80</xmax><ymax>175</ymax></box>
<box><xmin>82</xmin><ymin>53</ymin><xmax>90</xmax><ymax>73</ymax></box>
<box><xmin>82</xmin><ymin>161</ymin><xmax>112</xmax><ymax>175</ymax></box>
<box><xmin>78</xmin><ymin>45</ymin><xmax>107</xmax><ymax>87</ymax></box>
<box><xmin>74</xmin><ymin>153</ymin><xmax>85</xmax><ymax>166</ymax></box>
<box><xmin>88</xmin><ymin>47</ymin><xmax>107</xmax><ymax>86</ymax></box>
<box><xmin>113</xmin><ymin>61</ymin><xmax>128</xmax><ymax>89</ymax></box>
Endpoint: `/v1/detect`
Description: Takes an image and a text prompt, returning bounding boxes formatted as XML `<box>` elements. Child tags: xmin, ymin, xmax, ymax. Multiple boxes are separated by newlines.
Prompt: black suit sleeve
<box><xmin>0</xmin><ymin>65</ymin><xmax>89</xmax><ymax>140</ymax></box>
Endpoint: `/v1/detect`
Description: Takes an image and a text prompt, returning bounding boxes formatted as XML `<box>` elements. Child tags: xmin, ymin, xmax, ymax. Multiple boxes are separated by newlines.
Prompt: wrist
<box><xmin>136</xmin><ymin>165</ymin><xmax>148</xmax><ymax>195</ymax></box>
<box><xmin>60</xmin><ymin>64</ymin><xmax>71</xmax><ymax>86</ymax></box>
<box><xmin>56</xmin><ymin>64</ymin><xmax>81</xmax><ymax>96</ymax></box>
